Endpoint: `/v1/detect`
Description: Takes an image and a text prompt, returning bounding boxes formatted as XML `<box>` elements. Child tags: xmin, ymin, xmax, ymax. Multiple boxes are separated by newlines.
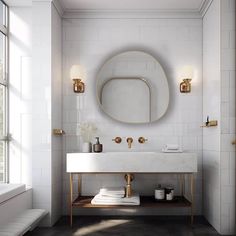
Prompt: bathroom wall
<box><xmin>32</xmin><ymin>0</ymin><xmax>52</xmax><ymax>225</ymax></box>
<box><xmin>9</xmin><ymin>7</ymin><xmax>32</xmax><ymax>186</ymax></box>
<box><xmin>32</xmin><ymin>0</ymin><xmax>62</xmax><ymax>226</ymax></box>
<box><xmin>51</xmin><ymin>2</ymin><xmax>63</xmax><ymax>225</ymax></box>
<box><xmin>203</xmin><ymin>0</ymin><xmax>236</xmax><ymax>234</ymax></box>
<box><xmin>202</xmin><ymin>0</ymin><xmax>221</xmax><ymax>231</ymax></box>
<box><xmin>219</xmin><ymin>0</ymin><xmax>235</xmax><ymax>234</ymax></box>
<box><xmin>62</xmin><ymin>16</ymin><xmax>203</xmax><ymax>215</ymax></box>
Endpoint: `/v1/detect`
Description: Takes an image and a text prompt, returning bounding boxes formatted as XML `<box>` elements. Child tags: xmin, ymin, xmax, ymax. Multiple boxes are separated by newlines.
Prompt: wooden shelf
<box><xmin>72</xmin><ymin>196</ymin><xmax>191</xmax><ymax>208</ymax></box>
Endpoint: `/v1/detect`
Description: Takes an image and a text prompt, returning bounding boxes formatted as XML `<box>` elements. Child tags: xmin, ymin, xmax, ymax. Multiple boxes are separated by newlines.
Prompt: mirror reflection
<box><xmin>96</xmin><ymin>51</ymin><xmax>169</xmax><ymax>124</ymax></box>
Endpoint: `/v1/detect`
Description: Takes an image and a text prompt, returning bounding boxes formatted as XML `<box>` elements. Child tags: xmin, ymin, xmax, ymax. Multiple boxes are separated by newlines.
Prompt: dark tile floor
<box><xmin>26</xmin><ymin>216</ymin><xmax>221</xmax><ymax>236</ymax></box>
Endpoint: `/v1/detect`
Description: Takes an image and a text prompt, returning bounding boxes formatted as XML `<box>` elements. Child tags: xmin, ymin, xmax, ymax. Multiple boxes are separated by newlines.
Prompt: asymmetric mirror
<box><xmin>96</xmin><ymin>51</ymin><xmax>169</xmax><ymax>124</ymax></box>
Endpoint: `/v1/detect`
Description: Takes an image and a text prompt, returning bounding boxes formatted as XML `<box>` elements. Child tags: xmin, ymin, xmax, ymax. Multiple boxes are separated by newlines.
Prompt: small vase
<box><xmin>82</xmin><ymin>142</ymin><xmax>92</xmax><ymax>153</ymax></box>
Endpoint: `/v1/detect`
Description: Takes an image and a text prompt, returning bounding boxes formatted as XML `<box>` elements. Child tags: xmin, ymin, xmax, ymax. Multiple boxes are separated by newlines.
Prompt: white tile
<box><xmin>221</xmin><ymin>169</ymin><xmax>230</xmax><ymax>185</ymax></box>
<box><xmin>221</xmin><ymin>70</ymin><xmax>230</xmax><ymax>88</ymax></box>
<box><xmin>220</xmin><ymin>215</ymin><xmax>231</xmax><ymax>235</ymax></box>
<box><xmin>221</xmin><ymin>117</ymin><xmax>229</xmax><ymax>133</ymax></box>
<box><xmin>229</xmin><ymin>118</ymin><xmax>236</xmax><ymax>133</ymax></box>
<box><xmin>221</xmin><ymin>86</ymin><xmax>230</xmax><ymax>102</ymax></box>
<box><xmin>221</xmin><ymin>186</ymin><xmax>235</xmax><ymax>204</ymax></box>
<box><xmin>221</xmin><ymin>30</ymin><xmax>230</xmax><ymax>48</ymax></box>
<box><xmin>221</xmin><ymin>49</ymin><xmax>236</xmax><ymax>70</ymax></box>
<box><xmin>220</xmin><ymin>152</ymin><xmax>230</xmax><ymax>169</ymax></box>
<box><xmin>229</xmin><ymin>30</ymin><xmax>235</xmax><ymax>48</ymax></box>
<box><xmin>65</xmin><ymin>26</ymin><xmax>99</xmax><ymax>41</ymax></box>
<box><xmin>221</xmin><ymin>102</ymin><xmax>230</xmax><ymax>118</ymax></box>
<box><xmin>221</xmin><ymin>134</ymin><xmax>236</xmax><ymax>152</ymax></box>
<box><xmin>229</xmin><ymin>152</ymin><xmax>236</xmax><ymax>170</ymax></box>
<box><xmin>33</xmin><ymin>186</ymin><xmax>51</xmax><ymax>204</ymax></box>
<box><xmin>221</xmin><ymin>11</ymin><xmax>236</xmax><ymax>31</ymax></box>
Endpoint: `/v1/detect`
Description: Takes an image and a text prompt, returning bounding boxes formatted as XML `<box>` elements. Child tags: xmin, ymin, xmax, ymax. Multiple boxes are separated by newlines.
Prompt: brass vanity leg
<box><xmin>190</xmin><ymin>173</ymin><xmax>195</xmax><ymax>225</ymax></box>
<box><xmin>78</xmin><ymin>174</ymin><xmax>81</xmax><ymax>196</ymax></box>
<box><xmin>125</xmin><ymin>174</ymin><xmax>134</xmax><ymax>197</ymax></box>
<box><xmin>180</xmin><ymin>174</ymin><xmax>185</xmax><ymax>196</ymax></box>
<box><xmin>69</xmin><ymin>173</ymin><xmax>73</xmax><ymax>227</ymax></box>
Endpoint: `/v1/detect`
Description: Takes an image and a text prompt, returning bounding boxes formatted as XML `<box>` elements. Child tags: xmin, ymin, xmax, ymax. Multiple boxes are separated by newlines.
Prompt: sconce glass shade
<box><xmin>181</xmin><ymin>66</ymin><xmax>193</xmax><ymax>79</ymax></box>
<box><xmin>70</xmin><ymin>65</ymin><xmax>85</xmax><ymax>93</ymax></box>
<box><xmin>70</xmin><ymin>65</ymin><xmax>85</xmax><ymax>80</ymax></box>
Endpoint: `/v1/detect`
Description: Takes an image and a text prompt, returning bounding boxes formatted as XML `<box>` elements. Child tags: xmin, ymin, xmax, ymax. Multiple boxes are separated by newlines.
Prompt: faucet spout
<box><xmin>126</xmin><ymin>137</ymin><xmax>133</xmax><ymax>148</ymax></box>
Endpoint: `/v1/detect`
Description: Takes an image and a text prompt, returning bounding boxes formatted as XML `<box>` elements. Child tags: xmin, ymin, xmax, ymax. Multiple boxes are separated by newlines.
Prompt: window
<box><xmin>0</xmin><ymin>0</ymin><xmax>8</xmax><ymax>183</ymax></box>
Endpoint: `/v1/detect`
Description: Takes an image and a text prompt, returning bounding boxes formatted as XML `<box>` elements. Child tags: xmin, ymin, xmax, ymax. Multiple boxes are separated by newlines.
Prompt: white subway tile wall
<box><xmin>51</xmin><ymin>4</ymin><xmax>63</xmax><ymax>226</ymax></box>
<box><xmin>31</xmin><ymin>2</ymin><xmax>63</xmax><ymax>226</ymax></box>
<box><xmin>203</xmin><ymin>0</ymin><xmax>236</xmax><ymax>235</ymax></box>
<box><xmin>220</xmin><ymin>0</ymin><xmax>235</xmax><ymax>234</ymax></box>
<box><xmin>32</xmin><ymin>1</ymin><xmax>52</xmax><ymax>226</ymax></box>
<box><xmin>62</xmin><ymin>17</ymin><xmax>203</xmax><ymax>215</ymax></box>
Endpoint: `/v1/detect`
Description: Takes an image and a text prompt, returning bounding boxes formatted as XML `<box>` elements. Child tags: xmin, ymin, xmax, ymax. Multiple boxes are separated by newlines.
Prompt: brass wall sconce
<box><xmin>73</xmin><ymin>79</ymin><xmax>85</xmax><ymax>93</ymax></box>
<box><xmin>180</xmin><ymin>79</ymin><xmax>192</xmax><ymax>93</ymax></box>
<box><xmin>70</xmin><ymin>65</ymin><xmax>85</xmax><ymax>93</ymax></box>
<box><xmin>179</xmin><ymin>66</ymin><xmax>193</xmax><ymax>93</ymax></box>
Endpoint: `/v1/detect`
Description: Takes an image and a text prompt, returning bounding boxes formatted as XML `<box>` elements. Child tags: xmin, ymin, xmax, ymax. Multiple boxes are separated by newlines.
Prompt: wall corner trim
<box><xmin>62</xmin><ymin>9</ymin><xmax>202</xmax><ymax>19</ymax></box>
<box><xmin>199</xmin><ymin>0</ymin><xmax>213</xmax><ymax>17</ymax></box>
<box><xmin>52</xmin><ymin>0</ymin><xmax>64</xmax><ymax>17</ymax></box>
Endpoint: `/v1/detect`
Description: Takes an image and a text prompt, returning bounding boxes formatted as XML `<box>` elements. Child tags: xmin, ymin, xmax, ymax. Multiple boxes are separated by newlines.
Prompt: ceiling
<box><xmin>4</xmin><ymin>0</ymin><xmax>211</xmax><ymax>17</ymax></box>
<box><xmin>58</xmin><ymin>0</ymin><xmax>206</xmax><ymax>11</ymax></box>
<box><xmin>4</xmin><ymin>0</ymin><xmax>32</xmax><ymax>6</ymax></box>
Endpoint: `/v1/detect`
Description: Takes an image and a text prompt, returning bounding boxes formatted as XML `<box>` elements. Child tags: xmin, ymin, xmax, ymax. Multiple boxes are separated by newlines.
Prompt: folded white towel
<box><xmin>99</xmin><ymin>187</ymin><xmax>125</xmax><ymax>197</ymax></box>
<box><xmin>162</xmin><ymin>148</ymin><xmax>183</xmax><ymax>153</ymax></box>
<box><xmin>91</xmin><ymin>194</ymin><xmax>140</xmax><ymax>206</ymax></box>
<box><xmin>165</xmin><ymin>144</ymin><xmax>179</xmax><ymax>150</ymax></box>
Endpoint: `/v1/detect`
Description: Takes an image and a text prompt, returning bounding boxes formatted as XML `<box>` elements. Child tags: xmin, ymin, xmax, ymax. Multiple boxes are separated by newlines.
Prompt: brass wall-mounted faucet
<box><xmin>126</xmin><ymin>137</ymin><xmax>133</xmax><ymax>148</ymax></box>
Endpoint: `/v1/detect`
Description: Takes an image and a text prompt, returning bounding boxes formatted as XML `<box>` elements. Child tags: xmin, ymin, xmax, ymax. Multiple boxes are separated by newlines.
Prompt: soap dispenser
<box><xmin>93</xmin><ymin>137</ymin><xmax>103</xmax><ymax>153</ymax></box>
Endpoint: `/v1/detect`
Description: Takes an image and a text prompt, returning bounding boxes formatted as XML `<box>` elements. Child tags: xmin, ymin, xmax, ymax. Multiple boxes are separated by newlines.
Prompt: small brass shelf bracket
<box><xmin>201</xmin><ymin>120</ymin><xmax>218</xmax><ymax>128</ymax></box>
<box><xmin>53</xmin><ymin>129</ymin><xmax>65</xmax><ymax>136</ymax></box>
<box><xmin>201</xmin><ymin>116</ymin><xmax>218</xmax><ymax>128</ymax></box>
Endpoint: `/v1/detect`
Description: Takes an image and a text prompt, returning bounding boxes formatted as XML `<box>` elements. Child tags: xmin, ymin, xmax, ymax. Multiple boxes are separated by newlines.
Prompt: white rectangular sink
<box><xmin>66</xmin><ymin>152</ymin><xmax>197</xmax><ymax>173</ymax></box>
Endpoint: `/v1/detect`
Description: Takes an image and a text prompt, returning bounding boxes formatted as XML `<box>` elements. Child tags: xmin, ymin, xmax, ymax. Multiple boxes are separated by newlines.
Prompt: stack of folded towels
<box><xmin>91</xmin><ymin>187</ymin><xmax>140</xmax><ymax>205</ymax></box>
<box><xmin>162</xmin><ymin>144</ymin><xmax>183</xmax><ymax>153</ymax></box>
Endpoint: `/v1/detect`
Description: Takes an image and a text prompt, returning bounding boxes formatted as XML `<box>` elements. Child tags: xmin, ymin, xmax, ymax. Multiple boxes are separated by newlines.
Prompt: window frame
<box><xmin>0</xmin><ymin>0</ymin><xmax>9</xmax><ymax>183</ymax></box>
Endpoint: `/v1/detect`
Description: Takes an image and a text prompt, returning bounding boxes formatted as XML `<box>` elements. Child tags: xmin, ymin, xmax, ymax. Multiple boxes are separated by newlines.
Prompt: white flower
<box><xmin>78</xmin><ymin>122</ymin><xmax>97</xmax><ymax>142</ymax></box>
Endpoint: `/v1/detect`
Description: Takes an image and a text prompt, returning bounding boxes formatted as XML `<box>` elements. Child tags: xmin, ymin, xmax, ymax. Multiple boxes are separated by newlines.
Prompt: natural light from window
<box><xmin>0</xmin><ymin>0</ymin><xmax>8</xmax><ymax>183</ymax></box>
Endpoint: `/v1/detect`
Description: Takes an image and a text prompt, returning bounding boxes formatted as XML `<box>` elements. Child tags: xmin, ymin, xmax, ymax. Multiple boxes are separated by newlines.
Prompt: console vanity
<box><xmin>66</xmin><ymin>152</ymin><xmax>197</xmax><ymax>226</ymax></box>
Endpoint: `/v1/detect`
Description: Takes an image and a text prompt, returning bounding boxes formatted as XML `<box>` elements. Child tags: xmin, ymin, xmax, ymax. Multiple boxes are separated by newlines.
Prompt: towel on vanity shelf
<box><xmin>99</xmin><ymin>187</ymin><xmax>125</xmax><ymax>197</ymax></box>
<box><xmin>162</xmin><ymin>144</ymin><xmax>183</xmax><ymax>153</ymax></box>
<box><xmin>91</xmin><ymin>194</ymin><xmax>140</xmax><ymax>206</ymax></box>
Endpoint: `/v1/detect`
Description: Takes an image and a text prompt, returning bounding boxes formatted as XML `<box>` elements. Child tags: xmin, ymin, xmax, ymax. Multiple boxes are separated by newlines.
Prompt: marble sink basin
<box><xmin>66</xmin><ymin>152</ymin><xmax>197</xmax><ymax>173</ymax></box>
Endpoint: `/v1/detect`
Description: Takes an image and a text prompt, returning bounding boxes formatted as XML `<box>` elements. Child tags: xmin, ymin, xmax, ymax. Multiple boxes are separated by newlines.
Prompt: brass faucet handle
<box><xmin>112</xmin><ymin>137</ymin><xmax>122</xmax><ymax>144</ymax></box>
<box><xmin>138</xmin><ymin>137</ymin><xmax>148</xmax><ymax>144</ymax></box>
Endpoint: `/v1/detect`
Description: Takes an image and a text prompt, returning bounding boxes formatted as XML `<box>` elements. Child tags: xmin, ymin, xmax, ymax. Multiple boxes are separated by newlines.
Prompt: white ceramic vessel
<box><xmin>66</xmin><ymin>152</ymin><xmax>197</xmax><ymax>173</ymax></box>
